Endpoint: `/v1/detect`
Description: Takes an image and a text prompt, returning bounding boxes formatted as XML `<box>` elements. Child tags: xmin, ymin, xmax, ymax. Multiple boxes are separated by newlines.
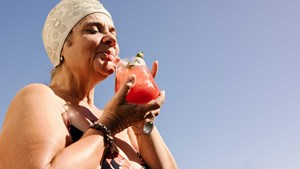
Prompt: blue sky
<box><xmin>1</xmin><ymin>0</ymin><xmax>300</xmax><ymax>168</ymax></box>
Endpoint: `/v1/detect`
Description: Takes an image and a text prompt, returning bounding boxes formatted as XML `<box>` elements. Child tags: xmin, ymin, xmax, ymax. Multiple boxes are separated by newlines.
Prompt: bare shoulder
<box><xmin>17</xmin><ymin>83</ymin><xmax>56</xmax><ymax>99</ymax></box>
<box><xmin>1</xmin><ymin>83</ymin><xmax>65</xmax><ymax>133</ymax></box>
<box><xmin>0</xmin><ymin>83</ymin><xmax>68</xmax><ymax>168</ymax></box>
<box><xmin>2</xmin><ymin>83</ymin><xmax>58</xmax><ymax>122</ymax></box>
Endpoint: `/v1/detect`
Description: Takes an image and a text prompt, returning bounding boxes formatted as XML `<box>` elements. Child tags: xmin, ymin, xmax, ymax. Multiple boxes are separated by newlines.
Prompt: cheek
<box><xmin>86</xmin><ymin>38</ymin><xmax>100</xmax><ymax>50</ymax></box>
<box><xmin>78</xmin><ymin>35</ymin><xmax>100</xmax><ymax>48</ymax></box>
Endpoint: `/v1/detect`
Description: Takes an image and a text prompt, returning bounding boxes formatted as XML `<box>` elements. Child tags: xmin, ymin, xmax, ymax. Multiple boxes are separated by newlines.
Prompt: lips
<box><xmin>98</xmin><ymin>50</ymin><xmax>115</xmax><ymax>61</ymax></box>
<box><xmin>105</xmin><ymin>53</ymin><xmax>114</xmax><ymax>61</ymax></box>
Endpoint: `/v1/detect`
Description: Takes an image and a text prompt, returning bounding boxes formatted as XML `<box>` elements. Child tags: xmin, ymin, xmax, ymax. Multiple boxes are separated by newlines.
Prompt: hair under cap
<box><xmin>42</xmin><ymin>0</ymin><xmax>112</xmax><ymax>67</ymax></box>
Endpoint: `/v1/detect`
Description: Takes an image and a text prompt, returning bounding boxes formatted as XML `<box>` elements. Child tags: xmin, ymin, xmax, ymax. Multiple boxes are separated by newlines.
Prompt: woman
<box><xmin>0</xmin><ymin>0</ymin><xmax>178</xmax><ymax>169</ymax></box>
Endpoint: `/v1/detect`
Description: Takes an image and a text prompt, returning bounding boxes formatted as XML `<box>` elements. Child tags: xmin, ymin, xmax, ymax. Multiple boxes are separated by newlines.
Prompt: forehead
<box><xmin>76</xmin><ymin>13</ymin><xmax>114</xmax><ymax>28</ymax></box>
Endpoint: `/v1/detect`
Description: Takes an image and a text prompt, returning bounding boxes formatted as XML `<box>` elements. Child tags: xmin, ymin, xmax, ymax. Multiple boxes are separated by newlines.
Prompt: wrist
<box><xmin>90</xmin><ymin>121</ymin><xmax>115</xmax><ymax>153</ymax></box>
<box><xmin>98</xmin><ymin>115</ymin><xmax>121</xmax><ymax>135</ymax></box>
<box><xmin>132</xmin><ymin>121</ymin><xmax>155</xmax><ymax>135</ymax></box>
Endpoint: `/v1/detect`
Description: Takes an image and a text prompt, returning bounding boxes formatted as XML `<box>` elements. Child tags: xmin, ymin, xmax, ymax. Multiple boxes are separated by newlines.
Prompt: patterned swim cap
<box><xmin>42</xmin><ymin>0</ymin><xmax>112</xmax><ymax>67</ymax></box>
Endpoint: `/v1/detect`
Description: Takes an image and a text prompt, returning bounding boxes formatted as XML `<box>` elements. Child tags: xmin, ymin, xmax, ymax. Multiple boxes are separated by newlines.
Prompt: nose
<box><xmin>101</xmin><ymin>33</ymin><xmax>117</xmax><ymax>47</ymax></box>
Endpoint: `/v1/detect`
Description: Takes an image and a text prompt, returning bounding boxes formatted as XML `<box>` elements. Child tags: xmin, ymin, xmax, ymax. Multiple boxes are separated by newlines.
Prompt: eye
<box><xmin>86</xmin><ymin>29</ymin><xmax>99</xmax><ymax>34</ymax></box>
<box><xmin>111</xmin><ymin>31</ymin><xmax>117</xmax><ymax>36</ymax></box>
<box><xmin>85</xmin><ymin>26</ymin><xmax>102</xmax><ymax>34</ymax></box>
<box><xmin>110</xmin><ymin>29</ymin><xmax>117</xmax><ymax>38</ymax></box>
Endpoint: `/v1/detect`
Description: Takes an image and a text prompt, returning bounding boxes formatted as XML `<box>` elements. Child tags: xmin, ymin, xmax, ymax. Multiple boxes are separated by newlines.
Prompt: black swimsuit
<box><xmin>69</xmin><ymin>125</ymin><xmax>83</xmax><ymax>142</ymax></box>
<box><xmin>65</xmin><ymin>115</ymin><xmax>147</xmax><ymax>169</ymax></box>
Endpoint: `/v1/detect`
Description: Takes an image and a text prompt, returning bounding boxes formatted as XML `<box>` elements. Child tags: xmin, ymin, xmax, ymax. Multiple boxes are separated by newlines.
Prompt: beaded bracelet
<box><xmin>90</xmin><ymin>122</ymin><xmax>115</xmax><ymax>153</ymax></box>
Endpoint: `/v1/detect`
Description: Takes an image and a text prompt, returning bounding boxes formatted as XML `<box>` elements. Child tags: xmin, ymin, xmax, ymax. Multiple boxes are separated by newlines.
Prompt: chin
<box><xmin>105</xmin><ymin>69</ymin><xmax>115</xmax><ymax>76</ymax></box>
<box><xmin>98</xmin><ymin>67</ymin><xmax>116</xmax><ymax>77</ymax></box>
<box><xmin>94</xmin><ymin>60</ymin><xmax>116</xmax><ymax>76</ymax></box>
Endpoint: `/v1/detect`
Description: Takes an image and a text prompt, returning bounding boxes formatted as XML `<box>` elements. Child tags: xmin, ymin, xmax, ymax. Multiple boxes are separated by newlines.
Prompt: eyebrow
<box><xmin>84</xmin><ymin>22</ymin><xmax>103</xmax><ymax>27</ymax></box>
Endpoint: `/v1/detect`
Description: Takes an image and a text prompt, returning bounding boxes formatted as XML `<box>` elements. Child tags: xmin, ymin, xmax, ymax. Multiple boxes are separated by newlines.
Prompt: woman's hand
<box><xmin>131</xmin><ymin>61</ymin><xmax>162</xmax><ymax>133</ymax></box>
<box><xmin>99</xmin><ymin>73</ymin><xmax>165</xmax><ymax>135</ymax></box>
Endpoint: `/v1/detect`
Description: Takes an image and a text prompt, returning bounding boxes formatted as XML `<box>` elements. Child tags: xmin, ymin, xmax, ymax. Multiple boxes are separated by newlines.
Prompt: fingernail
<box><xmin>128</xmin><ymin>74</ymin><xmax>135</xmax><ymax>82</ymax></box>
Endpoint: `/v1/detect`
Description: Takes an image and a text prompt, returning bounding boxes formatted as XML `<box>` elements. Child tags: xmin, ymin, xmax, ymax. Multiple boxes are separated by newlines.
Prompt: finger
<box><xmin>154</xmin><ymin>90</ymin><xmax>165</xmax><ymax>106</ymax></box>
<box><xmin>148</xmin><ymin>90</ymin><xmax>165</xmax><ymax>110</ymax></box>
<box><xmin>115</xmin><ymin>74</ymin><xmax>136</xmax><ymax>101</ymax></box>
<box><xmin>150</xmin><ymin>61</ymin><xmax>158</xmax><ymax>78</ymax></box>
<box><xmin>151</xmin><ymin>109</ymin><xmax>160</xmax><ymax>117</ymax></box>
<box><xmin>137</xmin><ymin>90</ymin><xmax>165</xmax><ymax>113</ymax></box>
<box><xmin>143</xmin><ymin>111</ymin><xmax>156</xmax><ymax>119</ymax></box>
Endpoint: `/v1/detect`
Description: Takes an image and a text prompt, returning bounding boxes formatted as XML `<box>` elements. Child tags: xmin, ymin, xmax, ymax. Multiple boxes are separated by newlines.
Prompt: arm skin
<box><xmin>129</xmin><ymin>125</ymin><xmax>178</xmax><ymax>169</ymax></box>
<box><xmin>140</xmin><ymin>128</ymin><xmax>178</xmax><ymax>169</ymax></box>
<box><xmin>0</xmin><ymin>84</ymin><xmax>107</xmax><ymax>169</ymax></box>
<box><xmin>132</xmin><ymin>61</ymin><xmax>178</xmax><ymax>169</ymax></box>
<box><xmin>0</xmin><ymin>63</ymin><xmax>178</xmax><ymax>169</ymax></box>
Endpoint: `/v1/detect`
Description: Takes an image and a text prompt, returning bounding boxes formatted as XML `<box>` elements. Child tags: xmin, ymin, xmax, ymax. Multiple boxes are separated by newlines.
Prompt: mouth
<box><xmin>96</xmin><ymin>50</ymin><xmax>115</xmax><ymax>62</ymax></box>
<box><xmin>96</xmin><ymin>50</ymin><xmax>120</xmax><ymax>72</ymax></box>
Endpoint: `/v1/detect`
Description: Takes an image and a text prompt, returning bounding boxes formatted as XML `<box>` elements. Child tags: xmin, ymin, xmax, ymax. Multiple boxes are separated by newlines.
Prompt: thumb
<box><xmin>116</xmin><ymin>74</ymin><xmax>136</xmax><ymax>100</ymax></box>
<box><xmin>150</xmin><ymin>61</ymin><xmax>158</xmax><ymax>78</ymax></box>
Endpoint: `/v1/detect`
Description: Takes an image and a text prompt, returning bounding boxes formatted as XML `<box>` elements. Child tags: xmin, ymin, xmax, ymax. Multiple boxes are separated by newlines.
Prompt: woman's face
<box><xmin>61</xmin><ymin>13</ymin><xmax>120</xmax><ymax>79</ymax></box>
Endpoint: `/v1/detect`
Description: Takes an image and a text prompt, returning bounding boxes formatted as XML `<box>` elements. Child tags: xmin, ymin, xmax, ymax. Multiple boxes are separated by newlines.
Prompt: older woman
<box><xmin>0</xmin><ymin>0</ymin><xmax>178</xmax><ymax>169</ymax></box>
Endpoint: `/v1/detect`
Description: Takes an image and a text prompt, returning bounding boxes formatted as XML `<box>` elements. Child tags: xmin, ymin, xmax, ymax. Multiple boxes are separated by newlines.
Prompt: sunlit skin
<box><xmin>62</xmin><ymin>13</ymin><xmax>120</xmax><ymax>78</ymax></box>
<box><xmin>52</xmin><ymin>13</ymin><xmax>121</xmax><ymax>103</ymax></box>
<box><xmin>0</xmin><ymin>13</ymin><xmax>178</xmax><ymax>169</ymax></box>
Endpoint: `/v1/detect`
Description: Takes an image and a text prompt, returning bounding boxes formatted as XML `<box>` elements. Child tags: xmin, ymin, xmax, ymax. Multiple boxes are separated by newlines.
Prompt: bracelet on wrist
<box><xmin>133</xmin><ymin>121</ymin><xmax>155</xmax><ymax>135</ymax></box>
<box><xmin>143</xmin><ymin>121</ymin><xmax>154</xmax><ymax>134</ymax></box>
<box><xmin>90</xmin><ymin>122</ymin><xmax>115</xmax><ymax>153</ymax></box>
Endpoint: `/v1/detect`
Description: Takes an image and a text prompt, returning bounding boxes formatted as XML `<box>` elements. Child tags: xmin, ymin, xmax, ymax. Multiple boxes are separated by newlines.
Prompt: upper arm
<box><xmin>0</xmin><ymin>84</ymin><xmax>69</xmax><ymax>169</ymax></box>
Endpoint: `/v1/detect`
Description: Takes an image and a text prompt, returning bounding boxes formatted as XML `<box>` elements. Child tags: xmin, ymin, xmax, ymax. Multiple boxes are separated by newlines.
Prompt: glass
<box><xmin>115</xmin><ymin>52</ymin><xmax>160</xmax><ymax>104</ymax></box>
<box><xmin>115</xmin><ymin>52</ymin><xmax>160</xmax><ymax>134</ymax></box>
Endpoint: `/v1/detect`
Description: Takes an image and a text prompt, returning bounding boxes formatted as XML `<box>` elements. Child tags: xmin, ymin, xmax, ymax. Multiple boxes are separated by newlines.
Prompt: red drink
<box><xmin>115</xmin><ymin>52</ymin><xmax>160</xmax><ymax>104</ymax></box>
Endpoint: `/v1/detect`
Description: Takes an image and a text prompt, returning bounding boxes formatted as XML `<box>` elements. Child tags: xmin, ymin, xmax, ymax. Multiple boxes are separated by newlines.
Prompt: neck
<box><xmin>49</xmin><ymin>69</ymin><xmax>99</xmax><ymax>106</ymax></box>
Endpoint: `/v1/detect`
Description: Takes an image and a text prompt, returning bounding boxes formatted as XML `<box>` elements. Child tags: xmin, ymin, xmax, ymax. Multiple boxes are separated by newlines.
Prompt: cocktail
<box><xmin>115</xmin><ymin>52</ymin><xmax>160</xmax><ymax>134</ymax></box>
<box><xmin>115</xmin><ymin>52</ymin><xmax>160</xmax><ymax>104</ymax></box>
